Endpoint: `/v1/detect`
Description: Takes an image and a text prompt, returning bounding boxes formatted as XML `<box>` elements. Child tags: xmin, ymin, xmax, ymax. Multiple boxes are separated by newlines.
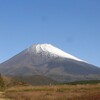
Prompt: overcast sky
<box><xmin>0</xmin><ymin>0</ymin><xmax>100</xmax><ymax>67</ymax></box>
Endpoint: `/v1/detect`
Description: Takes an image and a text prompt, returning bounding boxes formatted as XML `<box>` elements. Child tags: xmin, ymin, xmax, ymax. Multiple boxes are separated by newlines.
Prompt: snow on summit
<box><xmin>27</xmin><ymin>44</ymin><xmax>84</xmax><ymax>62</ymax></box>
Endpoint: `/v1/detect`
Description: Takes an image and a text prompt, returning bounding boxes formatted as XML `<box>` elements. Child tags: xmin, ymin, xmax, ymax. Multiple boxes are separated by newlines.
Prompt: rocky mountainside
<box><xmin>0</xmin><ymin>44</ymin><xmax>100</xmax><ymax>82</ymax></box>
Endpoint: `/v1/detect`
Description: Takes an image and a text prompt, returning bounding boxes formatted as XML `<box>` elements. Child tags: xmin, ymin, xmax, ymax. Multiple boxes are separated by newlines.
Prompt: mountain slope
<box><xmin>12</xmin><ymin>75</ymin><xmax>57</xmax><ymax>85</ymax></box>
<box><xmin>0</xmin><ymin>44</ymin><xmax>100</xmax><ymax>82</ymax></box>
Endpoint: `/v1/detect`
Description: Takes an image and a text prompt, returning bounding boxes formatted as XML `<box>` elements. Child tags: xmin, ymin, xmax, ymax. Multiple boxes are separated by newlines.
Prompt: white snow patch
<box><xmin>28</xmin><ymin>44</ymin><xmax>85</xmax><ymax>62</ymax></box>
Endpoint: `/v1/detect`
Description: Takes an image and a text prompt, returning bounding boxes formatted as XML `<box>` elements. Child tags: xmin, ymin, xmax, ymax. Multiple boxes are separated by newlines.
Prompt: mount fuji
<box><xmin>0</xmin><ymin>44</ymin><xmax>100</xmax><ymax>82</ymax></box>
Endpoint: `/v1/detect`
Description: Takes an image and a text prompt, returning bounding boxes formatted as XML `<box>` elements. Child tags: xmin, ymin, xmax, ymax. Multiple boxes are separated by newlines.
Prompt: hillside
<box><xmin>12</xmin><ymin>75</ymin><xmax>58</xmax><ymax>85</ymax></box>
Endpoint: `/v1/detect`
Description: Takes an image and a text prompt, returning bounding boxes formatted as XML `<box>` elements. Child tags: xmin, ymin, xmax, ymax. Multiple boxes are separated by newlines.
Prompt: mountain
<box><xmin>0</xmin><ymin>44</ymin><xmax>100</xmax><ymax>82</ymax></box>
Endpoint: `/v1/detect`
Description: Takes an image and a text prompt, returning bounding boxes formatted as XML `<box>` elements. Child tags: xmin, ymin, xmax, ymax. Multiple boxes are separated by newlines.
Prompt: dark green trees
<box><xmin>0</xmin><ymin>73</ymin><xmax>5</xmax><ymax>90</ymax></box>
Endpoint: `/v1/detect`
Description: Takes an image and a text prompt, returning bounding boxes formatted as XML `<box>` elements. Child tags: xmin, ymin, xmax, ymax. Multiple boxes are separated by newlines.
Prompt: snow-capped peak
<box><xmin>28</xmin><ymin>44</ymin><xmax>84</xmax><ymax>62</ymax></box>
